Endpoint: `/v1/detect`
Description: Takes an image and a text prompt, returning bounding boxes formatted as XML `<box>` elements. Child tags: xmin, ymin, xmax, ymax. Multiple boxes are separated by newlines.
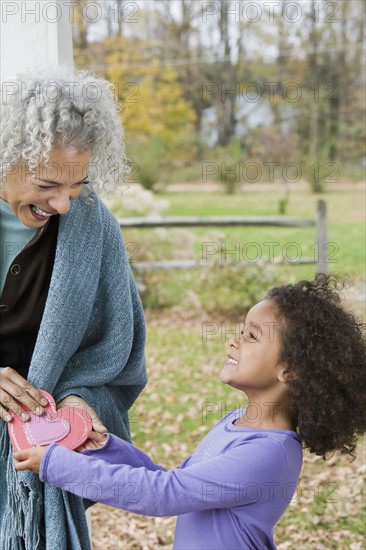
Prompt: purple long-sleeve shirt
<box><xmin>40</xmin><ymin>410</ymin><xmax>302</xmax><ymax>549</ymax></box>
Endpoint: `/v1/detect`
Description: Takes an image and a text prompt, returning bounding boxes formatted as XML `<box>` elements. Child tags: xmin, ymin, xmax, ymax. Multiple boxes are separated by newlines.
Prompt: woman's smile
<box><xmin>30</xmin><ymin>205</ymin><xmax>56</xmax><ymax>221</ymax></box>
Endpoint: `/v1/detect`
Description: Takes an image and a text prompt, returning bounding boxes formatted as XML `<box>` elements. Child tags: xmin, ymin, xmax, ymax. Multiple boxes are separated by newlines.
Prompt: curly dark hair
<box><xmin>266</xmin><ymin>273</ymin><xmax>366</xmax><ymax>459</ymax></box>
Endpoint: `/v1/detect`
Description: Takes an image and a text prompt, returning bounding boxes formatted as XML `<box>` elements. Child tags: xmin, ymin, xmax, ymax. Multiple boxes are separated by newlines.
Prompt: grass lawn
<box><xmin>122</xmin><ymin>183</ymin><xmax>365</xmax><ymax>277</ymax></box>
<box><xmin>91</xmin><ymin>183</ymin><xmax>365</xmax><ymax>549</ymax></box>
<box><xmin>92</xmin><ymin>309</ymin><xmax>365</xmax><ymax>550</ymax></box>
<box><xmin>157</xmin><ymin>184</ymin><xmax>365</xmax><ymax>277</ymax></box>
<box><xmin>121</xmin><ymin>183</ymin><xmax>365</xmax><ymax>313</ymax></box>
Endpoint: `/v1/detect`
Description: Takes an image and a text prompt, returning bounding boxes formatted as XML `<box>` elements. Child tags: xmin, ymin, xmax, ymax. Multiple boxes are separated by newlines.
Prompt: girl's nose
<box><xmin>228</xmin><ymin>337</ymin><xmax>239</xmax><ymax>348</ymax></box>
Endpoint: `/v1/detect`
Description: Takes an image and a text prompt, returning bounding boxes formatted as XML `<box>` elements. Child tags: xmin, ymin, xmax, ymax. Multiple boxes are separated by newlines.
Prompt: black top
<box><xmin>0</xmin><ymin>216</ymin><xmax>59</xmax><ymax>378</ymax></box>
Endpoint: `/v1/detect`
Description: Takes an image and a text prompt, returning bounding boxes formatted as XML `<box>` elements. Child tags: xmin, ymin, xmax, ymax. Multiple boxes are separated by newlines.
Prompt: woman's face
<box><xmin>0</xmin><ymin>146</ymin><xmax>92</xmax><ymax>227</ymax></box>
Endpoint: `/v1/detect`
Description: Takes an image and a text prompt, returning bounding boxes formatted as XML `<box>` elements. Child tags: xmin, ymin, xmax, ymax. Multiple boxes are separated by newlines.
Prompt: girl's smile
<box><xmin>220</xmin><ymin>299</ymin><xmax>286</xmax><ymax>393</ymax></box>
<box><xmin>225</xmin><ymin>355</ymin><xmax>239</xmax><ymax>366</ymax></box>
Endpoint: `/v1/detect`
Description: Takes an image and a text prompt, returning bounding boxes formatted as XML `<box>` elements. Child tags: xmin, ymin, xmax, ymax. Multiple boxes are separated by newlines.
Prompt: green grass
<box><xmin>159</xmin><ymin>186</ymin><xmax>365</xmax><ymax>277</ymax></box>
<box><xmin>123</xmin><ymin>184</ymin><xmax>365</xmax><ymax>547</ymax></box>
<box><xmin>123</xmin><ymin>186</ymin><xmax>365</xmax><ymax>278</ymax></box>
<box><xmin>158</xmin><ymin>160</ymin><xmax>366</xmax><ymax>186</ymax></box>
<box><xmin>129</xmin><ymin>312</ymin><xmax>365</xmax><ymax>549</ymax></box>
<box><xmin>121</xmin><ymin>185</ymin><xmax>365</xmax><ymax>315</ymax></box>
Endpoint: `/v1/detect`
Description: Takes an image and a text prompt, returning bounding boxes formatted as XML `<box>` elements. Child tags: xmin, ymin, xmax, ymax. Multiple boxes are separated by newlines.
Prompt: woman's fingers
<box><xmin>1</xmin><ymin>367</ymin><xmax>48</xmax><ymax>406</ymax></box>
<box><xmin>0</xmin><ymin>384</ymin><xmax>31</xmax><ymax>421</ymax></box>
<box><xmin>0</xmin><ymin>404</ymin><xmax>13</xmax><ymax>422</ymax></box>
<box><xmin>0</xmin><ymin>393</ymin><xmax>29</xmax><ymax>421</ymax></box>
<box><xmin>0</xmin><ymin>367</ymin><xmax>48</xmax><ymax>421</ymax></box>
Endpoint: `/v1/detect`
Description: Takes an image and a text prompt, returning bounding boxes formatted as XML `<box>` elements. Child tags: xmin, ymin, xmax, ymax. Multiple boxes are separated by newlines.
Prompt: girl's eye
<box><xmin>240</xmin><ymin>331</ymin><xmax>256</xmax><ymax>341</ymax></box>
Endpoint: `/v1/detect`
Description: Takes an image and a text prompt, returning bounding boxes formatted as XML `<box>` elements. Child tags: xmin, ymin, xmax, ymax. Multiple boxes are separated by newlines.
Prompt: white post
<box><xmin>0</xmin><ymin>0</ymin><xmax>88</xmax><ymax>542</ymax></box>
<box><xmin>316</xmin><ymin>200</ymin><xmax>328</xmax><ymax>275</ymax></box>
<box><xmin>0</xmin><ymin>0</ymin><xmax>73</xmax><ymax>81</ymax></box>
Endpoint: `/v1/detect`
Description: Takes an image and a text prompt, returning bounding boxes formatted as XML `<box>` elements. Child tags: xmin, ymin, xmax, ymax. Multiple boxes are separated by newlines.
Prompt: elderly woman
<box><xmin>0</xmin><ymin>66</ymin><xmax>147</xmax><ymax>549</ymax></box>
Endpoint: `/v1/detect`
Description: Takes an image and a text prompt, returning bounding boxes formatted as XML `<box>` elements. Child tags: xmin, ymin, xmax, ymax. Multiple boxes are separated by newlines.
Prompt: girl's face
<box><xmin>0</xmin><ymin>146</ymin><xmax>92</xmax><ymax>228</ymax></box>
<box><xmin>219</xmin><ymin>299</ymin><xmax>286</xmax><ymax>392</ymax></box>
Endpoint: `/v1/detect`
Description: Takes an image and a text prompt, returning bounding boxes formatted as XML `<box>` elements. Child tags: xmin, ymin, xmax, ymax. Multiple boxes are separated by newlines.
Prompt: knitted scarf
<box><xmin>0</xmin><ymin>194</ymin><xmax>147</xmax><ymax>549</ymax></box>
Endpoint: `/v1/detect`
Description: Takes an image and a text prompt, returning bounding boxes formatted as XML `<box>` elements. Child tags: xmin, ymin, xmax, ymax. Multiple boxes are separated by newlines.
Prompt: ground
<box><xmin>90</xmin><ymin>282</ymin><xmax>365</xmax><ymax>550</ymax></box>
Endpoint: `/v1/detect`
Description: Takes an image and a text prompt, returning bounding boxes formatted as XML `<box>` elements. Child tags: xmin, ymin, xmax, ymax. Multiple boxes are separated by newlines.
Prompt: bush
<box><xmin>107</xmin><ymin>184</ymin><xmax>170</xmax><ymax>218</ymax></box>
<box><xmin>302</xmin><ymin>149</ymin><xmax>338</xmax><ymax>193</ymax></box>
<box><xmin>134</xmin><ymin>259</ymin><xmax>284</xmax><ymax>319</ymax></box>
<box><xmin>123</xmin><ymin>223</ymin><xmax>285</xmax><ymax>317</ymax></box>
<box><xmin>213</xmin><ymin>139</ymin><xmax>243</xmax><ymax>194</ymax></box>
<box><xmin>127</xmin><ymin>138</ymin><xmax>165</xmax><ymax>190</ymax></box>
<box><xmin>138</xmin><ymin>270</ymin><xmax>197</xmax><ymax>310</ymax></box>
<box><xmin>197</xmin><ymin>263</ymin><xmax>284</xmax><ymax>318</ymax></box>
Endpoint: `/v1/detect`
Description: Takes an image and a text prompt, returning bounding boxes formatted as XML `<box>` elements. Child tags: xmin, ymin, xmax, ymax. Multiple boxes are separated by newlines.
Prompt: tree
<box><xmin>72</xmin><ymin>0</ymin><xmax>365</xmax><ymax>187</ymax></box>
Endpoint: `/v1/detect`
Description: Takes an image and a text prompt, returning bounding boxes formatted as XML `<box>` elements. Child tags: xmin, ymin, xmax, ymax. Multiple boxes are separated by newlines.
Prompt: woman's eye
<box><xmin>37</xmin><ymin>185</ymin><xmax>53</xmax><ymax>190</ymax></box>
<box><xmin>72</xmin><ymin>180</ymin><xmax>89</xmax><ymax>188</ymax></box>
<box><xmin>249</xmin><ymin>333</ymin><xmax>257</xmax><ymax>341</ymax></box>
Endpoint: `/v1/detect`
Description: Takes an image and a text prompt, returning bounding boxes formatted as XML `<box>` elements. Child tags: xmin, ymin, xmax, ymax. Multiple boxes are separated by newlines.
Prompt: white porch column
<box><xmin>0</xmin><ymin>0</ymin><xmax>73</xmax><ymax>81</ymax></box>
<box><xmin>0</xmin><ymin>0</ymin><xmax>90</xmax><ymax>542</ymax></box>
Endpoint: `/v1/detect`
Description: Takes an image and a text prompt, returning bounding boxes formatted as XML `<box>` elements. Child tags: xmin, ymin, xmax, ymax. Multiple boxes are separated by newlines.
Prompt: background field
<box><xmin>160</xmin><ymin>182</ymin><xmax>365</xmax><ymax>276</ymax></box>
<box><xmin>91</xmin><ymin>183</ymin><xmax>365</xmax><ymax>549</ymax></box>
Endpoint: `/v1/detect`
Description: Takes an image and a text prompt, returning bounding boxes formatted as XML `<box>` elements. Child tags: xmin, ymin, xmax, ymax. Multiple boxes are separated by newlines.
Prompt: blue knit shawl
<box><xmin>0</xmin><ymin>193</ymin><xmax>147</xmax><ymax>549</ymax></box>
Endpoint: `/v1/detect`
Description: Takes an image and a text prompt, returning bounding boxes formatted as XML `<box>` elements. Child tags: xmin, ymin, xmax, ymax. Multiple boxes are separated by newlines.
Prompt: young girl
<box><xmin>13</xmin><ymin>275</ymin><xmax>366</xmax><ymax>549</ymax></box>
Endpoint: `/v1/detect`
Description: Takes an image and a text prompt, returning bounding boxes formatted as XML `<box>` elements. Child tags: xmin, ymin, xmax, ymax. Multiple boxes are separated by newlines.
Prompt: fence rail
<box><xmin>118</xmin><ymin>200</ymin><xmax>328</xmax><ymax>275</ymax></box>
<box><xmin>117</xmin><ymin>216</ymin><xmax>315</xmax><ymax>229</ymax></box>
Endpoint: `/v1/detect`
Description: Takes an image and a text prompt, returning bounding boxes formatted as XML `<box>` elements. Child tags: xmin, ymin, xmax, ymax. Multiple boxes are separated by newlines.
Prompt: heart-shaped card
<box><xmin>8</xmin><ymin>390</ymin><xmax>93</xmax><ymax>451</ymax></box>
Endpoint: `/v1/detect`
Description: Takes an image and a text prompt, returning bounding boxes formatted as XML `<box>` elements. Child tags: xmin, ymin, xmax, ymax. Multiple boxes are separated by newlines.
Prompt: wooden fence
<box><xmin>118</xmin><ymin>199</ymin><xmax>328</xmax><ymax>276</ymax></box>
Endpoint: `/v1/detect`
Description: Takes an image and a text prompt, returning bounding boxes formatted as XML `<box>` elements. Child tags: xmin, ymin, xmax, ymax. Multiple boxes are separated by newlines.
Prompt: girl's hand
<box><xmin>13</xmin><ymin>446</ymin><xmax>47</xmax><ymax>474</ymax></box>
<box><xmin>76</xmin><ymin>431</ymin><xmax>108</xmax><ymax>452</ymax></box>
<box><xmin>57</xmin><ymin>394</ymin><xmax>107</xmax><ymax>433</ymax></box>
<box><xmin>13</xmin><ymin>431</ymin><xmax>108</xmax><ymax>473</ymax></box>
<box><xmin>0</xmin><ymin>367</ymin><xmax>48</xmax><ymax>422</ymax></box>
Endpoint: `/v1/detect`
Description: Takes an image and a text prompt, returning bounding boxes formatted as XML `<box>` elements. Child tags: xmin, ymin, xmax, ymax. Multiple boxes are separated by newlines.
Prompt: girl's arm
<box><xmin>80</xmin><ymin>433</ymin><xmax>169</xmax><ymax>471</ymax></box>
<box><xmin>13</xmin><ymin>433</ymin><xmax>189</xmax><ymax>475</ymax></box>
<box><xmin>22</xmin><ymin>437</ymin><xmax>288</xmax><ymax>517</ymax></box>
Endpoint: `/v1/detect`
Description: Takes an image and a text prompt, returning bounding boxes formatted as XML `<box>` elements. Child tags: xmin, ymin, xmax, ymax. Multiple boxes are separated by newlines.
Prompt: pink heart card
<box><xmin>8</xmin><ymin>389</ymin><xmax>93</xmax><ymax>451</ymax></box>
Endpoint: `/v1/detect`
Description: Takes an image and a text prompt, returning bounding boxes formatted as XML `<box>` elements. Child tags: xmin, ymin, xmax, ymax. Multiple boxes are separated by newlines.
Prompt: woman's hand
<box><xmin>0</xmin><ymin>367</ymin><xmax>48</xmax><ymax>422</ymax></box>
<box><xmin>57</xmin><ymin>394</ymin><xmax>107</xmax><ymax>433</ymax></box>
<box><xmin>13</xmin><ymin>446</ymin><xmax>47</xmax><ymax>474</ymax></box>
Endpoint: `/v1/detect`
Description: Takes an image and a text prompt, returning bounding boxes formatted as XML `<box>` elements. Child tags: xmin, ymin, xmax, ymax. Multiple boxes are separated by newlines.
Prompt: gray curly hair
<box><xmin>0</xmin><ymin>65</ymin><xmax>127</xmax><ymax>198</ymax></box>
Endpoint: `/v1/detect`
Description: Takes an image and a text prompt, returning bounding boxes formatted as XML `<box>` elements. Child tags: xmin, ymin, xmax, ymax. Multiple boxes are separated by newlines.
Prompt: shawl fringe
<box><xmin>0</xmin><ymin>422</ymin><xmax>43</xmax><ymax>550</ymax></box>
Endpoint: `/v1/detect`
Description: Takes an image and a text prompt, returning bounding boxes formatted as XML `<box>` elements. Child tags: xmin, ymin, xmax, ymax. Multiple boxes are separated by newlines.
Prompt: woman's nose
<box><xmin>48</xmin><ymin>193</ymin><xmax>71</xmax><ymax>215</ymax></box>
